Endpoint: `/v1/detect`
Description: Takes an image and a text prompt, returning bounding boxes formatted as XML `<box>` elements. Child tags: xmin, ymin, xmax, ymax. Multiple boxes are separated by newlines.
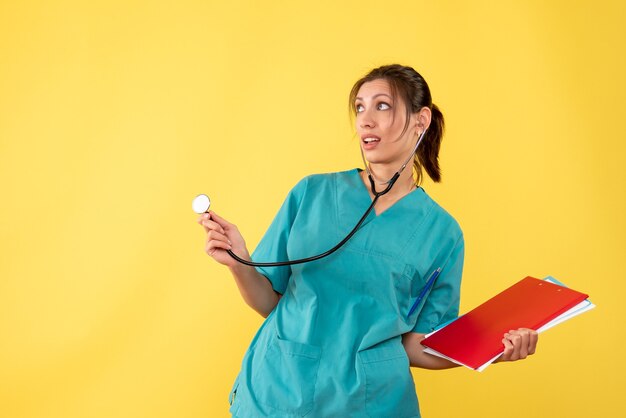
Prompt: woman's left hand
<box><xmin>498</xmin><ymin>328</ymin><xmax>538</xmax><ymax>362</ymax></box>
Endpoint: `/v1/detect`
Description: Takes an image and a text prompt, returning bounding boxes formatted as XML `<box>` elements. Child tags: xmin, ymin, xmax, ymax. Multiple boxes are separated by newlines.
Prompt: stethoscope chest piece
<box><xmin>192</xmin><ymin>194</ymin><xmax>211</xmax><ymax>214</ymax></box>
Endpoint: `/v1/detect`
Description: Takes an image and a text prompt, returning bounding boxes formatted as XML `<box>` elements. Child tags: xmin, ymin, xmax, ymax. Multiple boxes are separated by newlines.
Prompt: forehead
<box><xmin>356</xmin><ymin>78</ymin><xmax>392</xmax><ymax>99</ymax></box>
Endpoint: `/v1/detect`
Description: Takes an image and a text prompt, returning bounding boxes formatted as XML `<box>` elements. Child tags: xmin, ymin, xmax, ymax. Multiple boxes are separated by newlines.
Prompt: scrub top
<box><xmin>229</xmin><ymin>169</ymin><xmax>464</xmax><ymax>418</ymax></box>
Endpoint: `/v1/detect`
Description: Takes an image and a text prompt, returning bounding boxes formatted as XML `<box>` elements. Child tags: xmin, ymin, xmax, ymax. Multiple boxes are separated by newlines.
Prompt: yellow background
<box><xmin>1</xmin><ymin>1</ymin><xmax>624</xmax><ymax>417</ymax></box>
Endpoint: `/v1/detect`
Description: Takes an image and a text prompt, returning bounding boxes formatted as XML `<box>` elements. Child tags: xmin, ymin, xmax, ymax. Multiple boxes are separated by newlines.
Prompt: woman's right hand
<box><xmin>197</xmin><ymin>211</ymin><xmax>250</xmax><ymax>269</ymax></box>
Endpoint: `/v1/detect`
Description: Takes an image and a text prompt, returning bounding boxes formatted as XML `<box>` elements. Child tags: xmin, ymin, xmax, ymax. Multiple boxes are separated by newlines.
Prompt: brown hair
<box><xmin>349</xmin><ymin>64</ymin><xmax>445</xmax><ymax>185</ymax></box>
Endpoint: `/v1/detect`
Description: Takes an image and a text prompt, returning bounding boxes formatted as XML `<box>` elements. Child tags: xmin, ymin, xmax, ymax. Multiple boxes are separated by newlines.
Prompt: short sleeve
<box><xmin>412</xmin><ymin>234</ymin><xmax>465</xmax><ymax>334</ymax></box>
<box><xmin>250</xmin><ymin>177</ymin><xmax>308</xmax><ymax>295</ymax></box>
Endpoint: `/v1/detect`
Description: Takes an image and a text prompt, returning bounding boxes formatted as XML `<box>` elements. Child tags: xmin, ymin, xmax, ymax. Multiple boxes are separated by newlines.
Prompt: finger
<box><xmin>198</xmin><ymin>218</ymin><xmax>226</xmax><ymax>234</ymax></box>
<box><xmin>507</xmin><ymin>331</ymin><xmax>522</xmax><ymax>361</ymax></box>
<box><xmin>208</xmin><ymin>211</ymin><xmax>233</xmax><ymax>228</ymax></box>
<box><xmin>207</xmin><ymin>230</ymin><xmax>232</xmax><ymax>245</ymax></box>
<box><xmin>501</xmin><ymin>336</ymin><xmax>514</xmax><ymax>362</ymax></box>
<box><xmin>517</xmin><ymin>329</ymin><xmax>530</xmax><ymax>359</ymax></box>
<box><xmin>197</xmin><ymin>214</ymin><xmax>211</xmax><ymax>232</ymax></box>
<box><xmin>205</xmin><ymin>238</ymin><xmax>232</xmax><ymax>255</ymax></box>
<box><xmin>528</xmin><ymin>330</ymin><xmax>539</xmax><ymax>355</ymax></box>
<box><xmin>507</xmin><ymin>329</ymin><xmax>529</xmax><ymax>359</ymax></box>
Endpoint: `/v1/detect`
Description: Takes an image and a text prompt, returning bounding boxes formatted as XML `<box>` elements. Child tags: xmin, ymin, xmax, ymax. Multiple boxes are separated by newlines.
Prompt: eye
<box><xmin>355</xmin><ymin>103</ymin><xmax>364</xmax><ymax>113</ymax></box>
<box><xmin>377</xmin><ymin>102</ymin><xmax>391</xmax><ymax>110</ymax></box>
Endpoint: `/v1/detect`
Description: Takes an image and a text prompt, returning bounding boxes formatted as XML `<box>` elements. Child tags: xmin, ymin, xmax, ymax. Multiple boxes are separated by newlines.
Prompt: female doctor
<box><xmin>197</xmin><ymin>64</ymin><xmax>538</xmax><ymax>417</ymax></box>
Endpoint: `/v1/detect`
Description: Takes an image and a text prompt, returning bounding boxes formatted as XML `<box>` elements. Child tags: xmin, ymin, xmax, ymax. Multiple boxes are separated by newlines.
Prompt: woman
<box><xmin>198</xmin><ymin>64</ymin><xmax>538</xmax><ymax>417</ymax></box>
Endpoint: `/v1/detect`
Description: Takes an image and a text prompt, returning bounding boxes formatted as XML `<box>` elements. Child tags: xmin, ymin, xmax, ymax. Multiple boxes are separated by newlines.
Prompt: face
<box><xmin>354</xmin><ymin>79</ymin><xmax>420</xmax><ymax>167</ymax></box>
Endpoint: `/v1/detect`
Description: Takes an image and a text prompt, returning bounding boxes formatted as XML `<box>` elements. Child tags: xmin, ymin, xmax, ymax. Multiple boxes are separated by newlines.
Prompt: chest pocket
<box><xmin>393</xmin><ymin>262</ymin><xmax>425</xmax><ymax>314</ymax></box>
<box><xmin>325</xmin><ymin>247</ymin><xmax>427</xmax><ymax>322</ymax></box>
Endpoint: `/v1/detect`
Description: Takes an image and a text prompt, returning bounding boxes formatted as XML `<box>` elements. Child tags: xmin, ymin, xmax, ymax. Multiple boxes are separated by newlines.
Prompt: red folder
<box><xmin>421</xmin><ymin>276</ymin><xmax>589</xmax><ymax>370</ymax></box>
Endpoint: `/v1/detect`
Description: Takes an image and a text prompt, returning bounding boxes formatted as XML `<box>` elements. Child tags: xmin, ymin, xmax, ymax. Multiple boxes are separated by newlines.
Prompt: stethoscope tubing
<box><xmin>226</xmin><ymin>129</ymin><xmax>426</xmax><ymax>267</ymax></box>
<box><xmin>226</xmin><ymin>173</ymin><xmax>399</xmax><ymax>267</ymax></box>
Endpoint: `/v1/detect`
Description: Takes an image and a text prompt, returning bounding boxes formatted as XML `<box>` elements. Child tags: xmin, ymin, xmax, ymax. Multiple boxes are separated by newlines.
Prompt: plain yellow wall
<box><xmin>1</xmin><ymin>1</ymin><xmax>624</xmax><ymax>417</ymax></box>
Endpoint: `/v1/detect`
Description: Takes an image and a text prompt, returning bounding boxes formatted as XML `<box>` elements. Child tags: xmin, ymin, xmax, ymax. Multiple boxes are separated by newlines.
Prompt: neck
<box><xmin>367</xmin><ymin>162</ymin><xmax>401</xmax><ymax>184</ymax></box>
<box><xmin>363</xmin><ymin>162</ymin><xmax>416</xmax><ymax>196</ymax></box>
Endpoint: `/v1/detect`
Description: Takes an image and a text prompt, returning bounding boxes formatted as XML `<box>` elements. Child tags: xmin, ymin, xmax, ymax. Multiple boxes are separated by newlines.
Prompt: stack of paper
<box><xmin>421</xmin><ymin>276</ymin><xmax>594</xmax><ymax>372</ymax></box>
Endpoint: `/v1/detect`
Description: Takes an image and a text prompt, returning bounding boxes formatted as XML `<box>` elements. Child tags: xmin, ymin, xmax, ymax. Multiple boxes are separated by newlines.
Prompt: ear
<box><xmin>414</xmin><ymin>107</ymin><xmax>432</xmax><ymax>135</ymax></box>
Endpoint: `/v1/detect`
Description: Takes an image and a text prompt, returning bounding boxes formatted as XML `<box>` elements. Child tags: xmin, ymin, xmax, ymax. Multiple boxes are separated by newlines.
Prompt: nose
<box><xmin>358</xmin><ymin>108</ymin><xmax>376</xmax><ymax>129</ymax></box>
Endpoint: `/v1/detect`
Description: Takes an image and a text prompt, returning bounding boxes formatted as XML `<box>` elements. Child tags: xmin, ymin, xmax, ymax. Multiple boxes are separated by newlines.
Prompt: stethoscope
<box><xmin>192</xmin><ymin>130</ymin><xmax>427</xmax><ymax>267</ymax></box>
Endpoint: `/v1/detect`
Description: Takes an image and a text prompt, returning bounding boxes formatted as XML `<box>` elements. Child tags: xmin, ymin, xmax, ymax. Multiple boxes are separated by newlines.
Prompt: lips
<box><xmin>361</xmin><ymin>134</ymin><xmax>381</xmax><ymax>144</ymax></box>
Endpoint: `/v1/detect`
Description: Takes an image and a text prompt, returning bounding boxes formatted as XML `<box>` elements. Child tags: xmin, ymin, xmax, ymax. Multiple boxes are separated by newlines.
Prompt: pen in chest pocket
<box><xmin>407</xmin><ymin>268</ymin><xmax>441</xmax><ymax>318</ymax></box>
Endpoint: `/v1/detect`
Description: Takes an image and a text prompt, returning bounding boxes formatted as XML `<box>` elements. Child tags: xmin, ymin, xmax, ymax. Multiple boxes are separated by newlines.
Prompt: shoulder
<box><xmin>298</xmin><ymin>168</ymin><xmax>357</xmax><ymax>184</ymax></box>
<box><xmin>419</xmin><ymin>188</ymin><xmax>464</xmax><ymax>242</ymax></box>
<box><xmin>291</xmin><ymin>168</ymin><xmax>358</xmax><ymax>193</ymax></box>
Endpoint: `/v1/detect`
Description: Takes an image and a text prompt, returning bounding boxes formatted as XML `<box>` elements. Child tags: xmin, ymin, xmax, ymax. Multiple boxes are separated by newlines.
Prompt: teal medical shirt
<box><xmin>229</xmin><ymin>169</ymin><xmax>464</xmax><ymax>418</ymax></box>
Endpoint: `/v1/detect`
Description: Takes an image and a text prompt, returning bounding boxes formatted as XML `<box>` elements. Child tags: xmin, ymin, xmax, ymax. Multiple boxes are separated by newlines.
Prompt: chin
<box><xmin>362</xmin><ymin>152</ymin><xmax>391</xmax><ymax>165</ymax></box>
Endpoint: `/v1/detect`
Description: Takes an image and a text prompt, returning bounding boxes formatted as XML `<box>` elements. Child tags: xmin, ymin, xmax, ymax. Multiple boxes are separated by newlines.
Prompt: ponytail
<box><xmin>414</xmin><ymin>103</ymin><xmax>444</xmax><ymax>184</ymax></box>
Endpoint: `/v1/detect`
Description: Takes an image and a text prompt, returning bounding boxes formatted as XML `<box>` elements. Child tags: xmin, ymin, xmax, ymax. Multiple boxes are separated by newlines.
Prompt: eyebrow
<box><xmin>355</xmin><ymin>93</ymin><xmax>393</xmax><ymax>101</ymax></box>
